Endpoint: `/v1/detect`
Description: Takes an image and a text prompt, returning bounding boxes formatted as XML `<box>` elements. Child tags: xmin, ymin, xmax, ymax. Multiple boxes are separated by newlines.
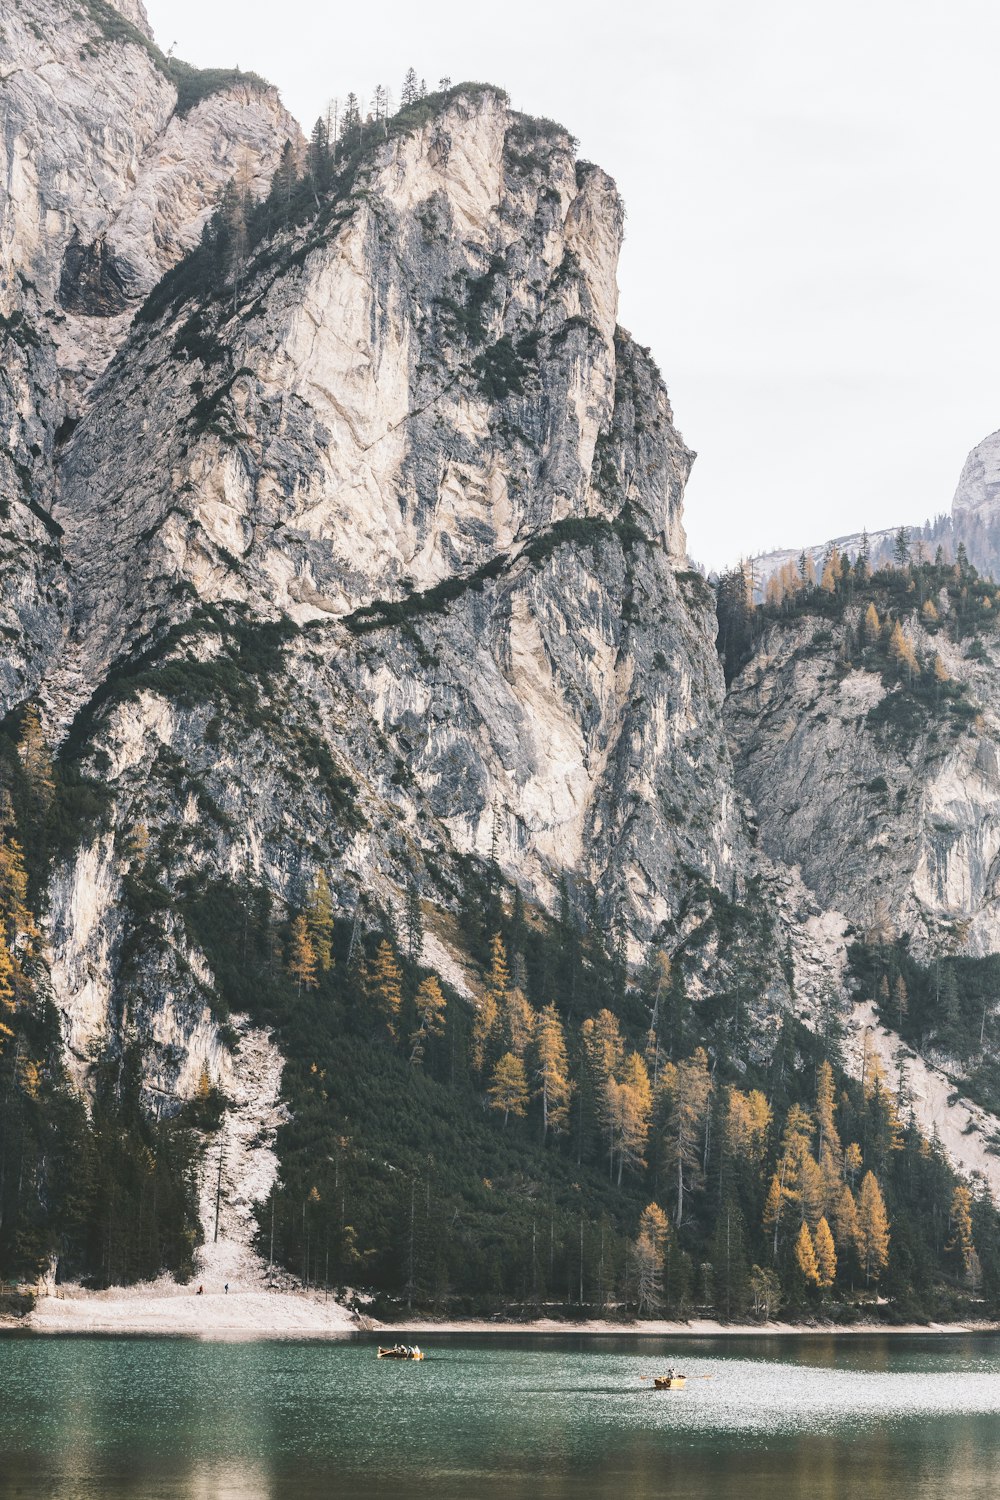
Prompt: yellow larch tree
<box><xmin>863</xmin><ymin>602</ymin><xmax>881</xmax><ymax>643</ymax></box>
<box><xmin>0</xmin><ymin>942</ymin><xmax>15</xmax><ymax>1050</ymax></box>
<box><xmin>727</xmin><ymin>1087</ymin><xmax>772</xmax><ymax>1169</ymax></box>
<box><xmin>409</xmin><ymin>975</ymin><xmax>447</xmax><ymax>1066</ymax></box>
<box><xmin>583</xmin><ymin>1008</ymin><xmax>626</xmax><ymax>1171</ymax></box>
<box><xmin>370</xmin><ymin>940</ymin><xmax>403</xmax><ymax>1040</ymax></box>
<box><xmin>922</xmin><ymin>599</ymin><xmax>939</xmax><ymax>626</ymax></box>
<box><xmin>18</xmin><ymin>704</ymin><xmax>55</xmax><ymax>803</ymax></box>
<box><xmin>612</xmin><ymin>1051</ymin><xmax>653</xmax><ymax>1184</ymax></box>
<box><xmin>471</xmin><ymin>933</ymin><xmax>510</xmax><ymax>1074</ymax></box>
<box><xmin>487</xmin><ymin>1051</ymin><xmax>529</xmax><ymax>1126</ymax></box>
<box><xmin>893</xmin><ymin>974</ymin><xmax>908</xmax><ymax>1026</ymax></box>
<box><xmin>815</xmin><ymin>1060</ymin><xmax>841</xmax><ymax>1162</ymax></box>
<box><xmin>763</xmin><ymin>1171</ymin><xmax>785</xmax><ymax>1258</ymax></box>
<box><xmin>532</xmin><ymin>1003</ymin><xmax>572</xmax><ymax>1139</ymax></box>
<box><xmin>306</xmin><ymin>871</ymin><xmax>335</xmax><ymax>972</ymax></box>
<box><xmin>814</xmin><ymin>1216</ymin><xmax>837</xmax><ymax>1288</ymax></box>
<box><xmin>798</xmin><ymin>1153</ymin><xmax>827</xmax><ymax>1230</ymax></box>
<box><xmin>634</xmin><ymin>1201</ymin><xmax>670</xmax><ymax>1315</ymax></box>
<box><xmin>288</xmin><ymin>915</ymin><xmax>318</xmax><ymax>992</ymax></box>
<box><xmin>889</xmin><ymin>620</ymin><xmax>919</xmax><ymax>681</ymax></box>
<box><xmin>795</xmin><ymin>1221</ymin><xmax>820</xmax><ymax>1286</ymax></box>
<box><xmin>857</xmin><ymin>1171</ymin><xmax>891</xmax><ymax>1283</ymax></box>
<box><xmin>0</xmin><ymin>831</ymin><xmax>37</xmax><ymax>952</ymax></box>
<box><xmin>948</xmin><ymin>1184</ymin><xmax>976</xmax><ymax>1281</ymax></box>
<box><xmin>844</xmin><ymin>1141</ymin><xmax>863</xmax><ymax>1185</ymax></box>
<box><xmin>127</xmin><ymin>822</ymin><xmax>150</xmax><ymax>868</ymax></box>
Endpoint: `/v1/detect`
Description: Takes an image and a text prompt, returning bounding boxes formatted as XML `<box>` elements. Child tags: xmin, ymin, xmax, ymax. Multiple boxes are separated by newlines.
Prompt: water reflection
<box><xmin>3</xmin><ymin>1333</ymin><xmax>1000</xmax><ymax>1499</ymax></box>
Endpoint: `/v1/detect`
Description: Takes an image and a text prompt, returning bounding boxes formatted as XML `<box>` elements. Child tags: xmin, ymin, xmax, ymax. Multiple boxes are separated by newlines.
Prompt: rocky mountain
<box><xmin>5</xmin><ymin>0</ymin><xmax>1000</xmax><ymax>1318</ymax></box>
<box><xmin>1</xmin><ymin>0</ymin><xmax>299</xmax><ymax>711</ymax></box>
<box><xmin>746</xmin><ymin>427</ymin><xmax>1000</xmax><ymax>597</ymax></box>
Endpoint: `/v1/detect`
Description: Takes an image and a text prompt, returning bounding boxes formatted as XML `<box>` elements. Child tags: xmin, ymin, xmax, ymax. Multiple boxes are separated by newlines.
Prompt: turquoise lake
<box><xmin>2</xmin><ymin>1332</ymin><xmax>1000</xmax><ymax>1498</ymax></box>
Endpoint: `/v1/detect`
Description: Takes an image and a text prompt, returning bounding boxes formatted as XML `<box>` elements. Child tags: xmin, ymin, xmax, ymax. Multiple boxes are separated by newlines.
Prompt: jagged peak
<box><xmin>102</xmin><ymin>0</ymin><xmax>153</xmax><ymax>39</ymax></box>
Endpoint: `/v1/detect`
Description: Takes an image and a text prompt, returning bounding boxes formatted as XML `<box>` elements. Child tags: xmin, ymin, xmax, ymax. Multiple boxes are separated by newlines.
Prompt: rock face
<box><xmin>951</xmin><ymin>429</ymin><xmax>1000</xmax><ymax>580</ymax></box>
<box><xmin>45</xmin><ymin>86</ymin><xmax>742</xmax><ymax>1070</ymax></box>
<box><xmin>726</xmin><ymin>608</ymin><xmax>1000</xmax><ymax>956</ymax></box>
<box><xmin>0</xmin><ymin>0</ymin><xmax>768</xmax><ymax>1113</ymax></box>
<box><xmin>0</xmin><ymin>0</ymin><xmax>299</xmax><ymax>713</ymax></box>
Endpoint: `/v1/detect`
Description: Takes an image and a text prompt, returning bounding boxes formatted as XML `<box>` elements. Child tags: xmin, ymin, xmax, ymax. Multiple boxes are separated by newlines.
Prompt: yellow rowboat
<box><xmin>640</xmin><ymin>1373</ymin><xmax>713</xmax><ymax>1390</ymax></box>
<box><xmin>377</xmin><ymin>1345</ymin><xmax>425</xmax><ymax>1360</ymax></box>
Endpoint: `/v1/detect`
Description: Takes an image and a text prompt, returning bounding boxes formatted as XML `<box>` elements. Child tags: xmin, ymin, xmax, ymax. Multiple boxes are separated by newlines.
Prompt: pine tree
<box><xmin>814</xmin><ymin>1216</ymin><xmax>837</xmax><ymax>1288</ymax></box>
<box><xmin>487</xmin><ymin>1052</ymin><xmax>528</xmax><ymax>1125</ymax></box>
<box><xmin>288</xmin><ymin>915</ymin><xmax>317</xmax><ymax>992</ymax></box>
<box><xmin>371</xmin><ymin>940</ymin><xmax>403</xmax><ymax>1040</ymax></box>
<box><xmin>306</xmin><ymin>871</ymin><xmax>335</xmax><ymax>972</ymax></box>
<box><xmin>403</xmin><ymin>879</ymin><xmax>423</xmax><ymax>963</ymax></box>
<box><xmin>893</xmin><ymin>527</ymin><xmax>911</xmax><ymax>567</ymax></box>
<box><xmin>532</xmin><ymin>1003</ymin><xmax>572</xmax><ymax>1138</ymax></box>
<box><xmin>340</xmin><ymin>93</ymin><xmax>361</xmax><ymax>147</ymax></box>
<box><xmin>401</xmin><ymin>67</ymin><xmax>419</xmax><ymax>106</ymax></box>
<box><xmin>272</xmin><ymin>139</ymin><xmax>298</xmax><ymax>216</ymax></box>
<box><xmin>306</xmin><ymin>115</ymin><xmax>333</xmax><ymax>193</ymax></box>
<box><xmin>795</xmin><ymin>1221</ymin><xmax>820</xmax><ymax>1286</ymax></box>
<box><xmin>857</xmin><ymin>1171</ymin><xmax>891</xmax><ymax>1282</ymax></box>
<box><xmin>893</xmin><ymin>974</ymin><xmax>908</xmax><ymax>1027</ymax></box>
<box><xmin>409</xmin><ymin>975</ymin><xmax>446</xmax><ymax>1066</ymax></box>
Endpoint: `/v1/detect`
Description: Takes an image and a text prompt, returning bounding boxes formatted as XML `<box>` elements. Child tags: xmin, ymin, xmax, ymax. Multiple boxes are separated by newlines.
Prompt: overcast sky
<box><xmin>144</xmin><ymin>0</ymin><xmax>1000</xmax><ymax>569</ymax></box>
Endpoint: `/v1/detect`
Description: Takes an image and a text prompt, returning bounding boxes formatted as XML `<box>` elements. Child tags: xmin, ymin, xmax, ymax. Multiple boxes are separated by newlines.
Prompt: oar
<box><xmin>639</xmin><ymin>1374</ymin><xmax>714</xmax><ymax>1380</ymax></box>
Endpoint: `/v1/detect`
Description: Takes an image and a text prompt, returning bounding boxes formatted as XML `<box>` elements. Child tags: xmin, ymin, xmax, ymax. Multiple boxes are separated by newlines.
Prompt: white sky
<box><xmin>144</xmin><ymin>0</ymin><xmax>1000</xmax><ymax>569</ymax></box>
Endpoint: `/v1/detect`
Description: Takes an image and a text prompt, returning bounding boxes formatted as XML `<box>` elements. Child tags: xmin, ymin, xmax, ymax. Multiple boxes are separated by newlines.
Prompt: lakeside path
<box><xmin>11</xmin><ymin>1285</ymin><xmax>999</xmax><ymax>1338</ymax></box>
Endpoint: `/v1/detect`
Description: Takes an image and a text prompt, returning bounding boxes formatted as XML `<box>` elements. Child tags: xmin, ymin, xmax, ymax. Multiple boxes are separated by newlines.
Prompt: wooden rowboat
<box><xmin>377</xmin><ymin>1345</ymin><xmax>425</xmax><ymax>1360</ymax></box>
<box><xmin>653</xmin><ymin>1374</ymin><xmax>686</xmax><ymax>1390</ymax></box>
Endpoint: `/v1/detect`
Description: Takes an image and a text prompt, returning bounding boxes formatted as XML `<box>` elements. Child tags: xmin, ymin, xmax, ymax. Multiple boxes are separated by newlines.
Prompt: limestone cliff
<box><xmin>726</xmin><ymin>607</ymin><xmax>1000</xmax><ymax>956</ymax></box>
<box><xmin>34</xmin><ymin>85</ymin><xmax>755</xmax><ymax>1101</ymax></box>
<box><xmin>1</xmin><ymin>0</ymin><xmax>299</xmax><ymax>713</ymax></box>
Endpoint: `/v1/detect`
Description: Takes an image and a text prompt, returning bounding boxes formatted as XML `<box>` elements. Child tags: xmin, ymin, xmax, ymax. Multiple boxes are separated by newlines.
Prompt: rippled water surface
<box><xmin>3</xmin><ymin>1332</ymin><xmax>1000</xmax><ymax>1498</ymax></box>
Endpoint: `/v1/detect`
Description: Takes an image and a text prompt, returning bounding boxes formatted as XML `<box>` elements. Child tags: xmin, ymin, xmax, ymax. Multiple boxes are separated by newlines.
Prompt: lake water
<box><xmin>2</xmin><ymin>1331</ymin><xmax>1000</xmax><ymax>1498</ymax></box>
